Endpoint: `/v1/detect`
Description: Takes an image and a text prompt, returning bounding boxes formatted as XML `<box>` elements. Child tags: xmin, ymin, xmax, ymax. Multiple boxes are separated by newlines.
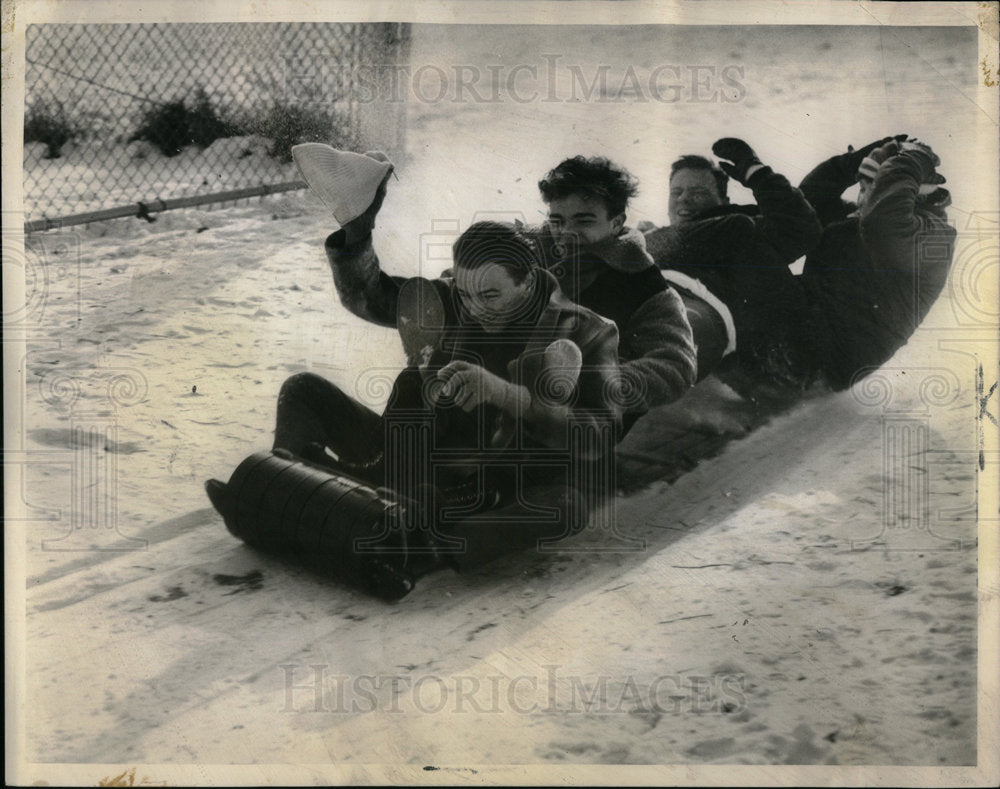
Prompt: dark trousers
<box><xmin>273</xmin><ymin>371</ymin><xmax>388</xmax><ymax>467</ymax></box>
<box><xmin>272</xmin><ymin>371</ymin><xmax>596</xmax><ymax>570</ymax></box>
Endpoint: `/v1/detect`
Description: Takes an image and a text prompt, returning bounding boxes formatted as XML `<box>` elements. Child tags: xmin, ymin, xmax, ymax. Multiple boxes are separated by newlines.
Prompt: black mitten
<box><xmin>712</xmin><ymin>138</ymin><xmax>763</xmax><ymax>185</ymax></box>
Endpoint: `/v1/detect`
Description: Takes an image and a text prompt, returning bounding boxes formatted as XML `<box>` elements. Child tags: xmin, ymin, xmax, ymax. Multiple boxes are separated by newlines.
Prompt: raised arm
<box><xmin>798</xmin><ymin>151</ymin><xmax>859</xmax><ymax>226</ymax></box>
<box><xmin>743</xmin><ymin>167</ymin><xmax>820</xmax><ymax>263</ymax></box>
<box><xmin>711</xmin><ymin>138</ymin><xmax>821</xmax><ymax>264</ymax></box>
<box><xmin>799</xmin><ymin>135</ymin><xmax>906</xmax><ymax>226</ymax></box>
<box><xmin>324</xmin><ymin>230</ymin><xmax>406</xmax><ymax>327</ymax></box>
<box><xmin>860</xmin><ymin>145</ymin><xmax>955</xmax><ymax>273</ymax></box>
<box><xmin>320</xmin><ymin>163</ymin><xmax>405</xmax><ymax>327</ymax></box>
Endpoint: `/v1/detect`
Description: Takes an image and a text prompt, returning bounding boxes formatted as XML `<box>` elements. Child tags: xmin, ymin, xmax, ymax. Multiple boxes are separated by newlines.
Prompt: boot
<box><xmin>396</xmin><ymin>276</ymin><xmax>448</xmax><ymax>374</ymax></box>
<box><xmin>205</xmin><ymin>478</ymin><xmax>235</xmax><ymax>522</ymax></box>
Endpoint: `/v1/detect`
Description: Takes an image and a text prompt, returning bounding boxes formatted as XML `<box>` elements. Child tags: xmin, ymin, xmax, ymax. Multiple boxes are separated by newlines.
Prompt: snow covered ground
<box><xmin>7</xmin><ymin>7</ymin><xmax>999</xmax><ymax>787</ymax></box>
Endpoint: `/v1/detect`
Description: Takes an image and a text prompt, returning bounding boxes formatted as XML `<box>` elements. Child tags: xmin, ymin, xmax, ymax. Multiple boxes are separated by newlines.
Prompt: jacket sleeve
<box><xmin>745</xmin><ymin>166</ymin><xmax>822</xmax><ymax>264</ymax></box>
<box><xmin>798</xmin><ymin>152</ymin><xmax>860</xmax><ymax>227</ymax></box>
<box><xmin>618</xmin><ymin>288</ymin><xmax>698</xmax><ymax>411</ymax></box>
<box><xmin>859</xmin><ymin>149</ymin><xmax>955</xmax><ymax>272</ymax></box>
<box><xmin>324</xmin><ymin>229</ymin><xmax>407</xmax><ymax>327</ymax></box>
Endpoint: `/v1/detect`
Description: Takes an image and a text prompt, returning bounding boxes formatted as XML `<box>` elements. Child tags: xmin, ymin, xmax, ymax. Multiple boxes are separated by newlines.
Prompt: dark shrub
<box><xmin>188</xmin><ymin>89</ymin><xmax>235</xmax><ymax>148</ymax></box>
<box><xmin>128</xmin><ymin>89</ymin><xmax>238</xmax><ymax>157</ymax></box>
<box><xmin>129</xmin><ymin>100</ymin><xmax>192</xmax><ymax>157</ymax></box>
<box><xmin>24</xmin><ymin>100</ymin><xmax>78</xmax><ymax>159</ymax></box>
<box><xmin>126</xmin><ymin>90</ymin><xmax>358</xmax><ymax>161</ymax></box>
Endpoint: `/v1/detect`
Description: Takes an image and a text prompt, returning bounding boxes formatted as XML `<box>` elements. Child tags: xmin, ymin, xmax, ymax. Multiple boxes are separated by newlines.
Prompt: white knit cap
<box><xmin>292</xmin><ymin>144</ymin><xmax>393</xmax><ymax>225</ymax></box>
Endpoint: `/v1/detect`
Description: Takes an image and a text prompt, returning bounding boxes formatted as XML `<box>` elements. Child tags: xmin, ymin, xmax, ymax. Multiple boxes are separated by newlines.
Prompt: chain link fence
<box><xmin>23</xmin><ymin>22</ymin><xmax>410</xmax><ymax>231</ymax></box>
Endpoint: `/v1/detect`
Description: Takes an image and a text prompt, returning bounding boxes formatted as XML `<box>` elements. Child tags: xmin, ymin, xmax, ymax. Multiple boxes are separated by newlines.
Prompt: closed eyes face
<box><xmin>668</xmin><ymin>168</ymin><xmax>725</xmax><ymax>225</ymax></box>
<box><xmin>453</xmin><ymin>262</ymin><xmax>534</xmax><ymax>333</ymax></box>
<box><xmin>546</xmin><ymin>193</ymin><xmax>624</xmax><ymax>246</ymax></box>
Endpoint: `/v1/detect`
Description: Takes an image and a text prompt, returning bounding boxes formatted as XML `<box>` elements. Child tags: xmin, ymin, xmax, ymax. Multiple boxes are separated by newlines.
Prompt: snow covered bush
<box><xmin>128</xmin><ymin>88</ymin><xmax>238</xmax><ymax>157</ymax></box>
<box><xmin>23</xmin><ymin>100</ymin><xmax>79</xmax><ymax>159</ymax></box>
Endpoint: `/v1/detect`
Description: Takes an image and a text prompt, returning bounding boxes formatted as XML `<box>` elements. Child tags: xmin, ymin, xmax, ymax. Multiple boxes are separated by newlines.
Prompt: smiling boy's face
<box><xmin>546</xmin><ymin>193</ymin><xmax>624</xmax><ymax>246</ymax></box>
<box><xmin>668</xmin><ymin>167</ymin><xmax>726</xmax><ymax>225</ymax></box>
<box><xmin>453</xmin><ymin>261</ymin><xmax>534</xmax><ymax>333</ymax></box>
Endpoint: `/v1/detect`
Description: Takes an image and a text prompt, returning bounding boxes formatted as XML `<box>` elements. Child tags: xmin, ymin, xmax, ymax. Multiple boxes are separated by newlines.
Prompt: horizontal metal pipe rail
<box><xmin>24</xmin><ymin>180</ymin><xmax>308</xmax><ymax>233</ymax></box>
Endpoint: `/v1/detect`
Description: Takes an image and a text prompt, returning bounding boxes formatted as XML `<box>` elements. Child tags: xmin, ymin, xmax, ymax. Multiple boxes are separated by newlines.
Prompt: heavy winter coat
<box><xmin>798</xmin><ymin>147</ymin><xmax>956</xmax><ymax>390</ymax></box>
<box><xmin>642</xmin><ymin>165</ymin><xmax>822</xmax><ymax>381</ymax></box>
<box><xmin>527</xmin><ymin>224</ymin><xmax>697</xmax><ymax>418</ymax></box>
<box><xmin>326</xmin><ymin>232</ymin><xmax>623</xmax><ymax>452</ymax></box>
<box><xmin>327</xmin><ymin>225</ymin><xmax>696</xmax><ymax>425</ymax></box>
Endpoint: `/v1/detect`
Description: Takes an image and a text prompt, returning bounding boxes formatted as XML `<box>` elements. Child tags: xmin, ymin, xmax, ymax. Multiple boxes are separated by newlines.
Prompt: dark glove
<box><xmin>341</xmin><ymin>152</ymin><xmax>394</xmax><ymax>246</ymax></box>
<box><xmin>898</xmin><ymin>138</ymin><xmax>942</xmax><ymax>174</ymax></box>
<box><xmin>844</xmin><ymin>134</ymin><xmax>909</xmax><ymax>173</ymax></box>
<box><xmin>899</xmin><ymin>137</ymin><xmax>939</xmax><ymax>158</ymax></box>
<box><xmin>867</xmin><ymin>139</ymin><xmax>944</xmax><ymax>185</ymax></box>
<box><xmin>712</xmin><ymin>138</ymin><xmax>763</xmax><ymax>185</ymax></box>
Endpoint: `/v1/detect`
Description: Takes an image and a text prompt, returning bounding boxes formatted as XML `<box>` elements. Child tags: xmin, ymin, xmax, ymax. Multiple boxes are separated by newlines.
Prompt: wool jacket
<box><xmin>644</xmin><ymin>164</ymin><xmax>822</xmax><ymax>272</ymax></box>
<box><xmin>437</xmin><ymin>268</ymin><xmax>624</xmax><ymax>457</ymax></box>
<box><xmin>327</xmin><ymin>225</ymin><xmax>696</xmax><ymax>424</ymax></box>
<box><xmin>797</xmin><ymin>147</ymin><xmax>956</xmax><ymax>390</ymax></box>
<box><xmin>526</xmin><ymin>224</ymin><xmax>697</xmax><ymax>417</ymax></box>
<box><xmin>641</xmin><ymin>166</ymin><xmax>822</xmax><ymax>376</ymax></box>
<box><xmin>325</xmin><ymin>232</ymin><xmax>622</xmax><ymax>454</ymax></box>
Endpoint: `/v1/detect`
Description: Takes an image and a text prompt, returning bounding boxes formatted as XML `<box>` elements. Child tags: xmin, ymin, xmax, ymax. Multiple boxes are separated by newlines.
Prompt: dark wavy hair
<box><xmin>669</xmin><ymin>154</ymin><xmax>729</xmax><ymax>200</ymax></box>
<box><xmin>538</xmin><ymin>156</ymin><xmax>639</xmax><ymax>218</ymax></box>
<box><xmin>451</xmin><ymin>221</ymin><xmax>539</xmax><ymax>284</ymax></box>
